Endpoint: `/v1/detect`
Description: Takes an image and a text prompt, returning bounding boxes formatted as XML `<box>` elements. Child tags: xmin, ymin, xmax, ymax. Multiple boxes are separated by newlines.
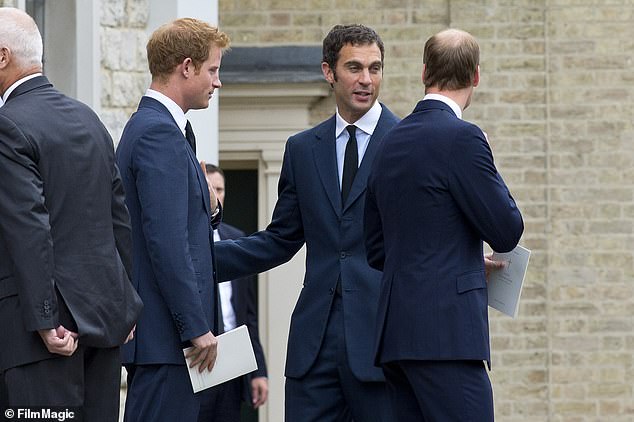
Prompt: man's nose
<box><xmin>358</xmin><ymin>69</ymin><xmax>371</xmax><ymax>84</ymax></box>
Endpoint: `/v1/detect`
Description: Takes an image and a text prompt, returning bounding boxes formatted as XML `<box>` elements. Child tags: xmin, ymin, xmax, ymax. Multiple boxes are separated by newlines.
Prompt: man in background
<box><xmin>214</xmin><ymin>24</ymin><xmax>399</xmax><ymax>421</ymax></box>
<box><xmin>116</xmin><ymin>18</ymin><xmax>229</xmax><ymax>421</ymax></box>
<box><xmin>198</xmin><ymin>163</ymin><xmax>268</xmax><ymax>422</ymax></box>
<box><xmin>364</xmin><ymin>28</ymin><xmax>524</xmax><ymax>421</ymax></box>
<box><xmin>0</xmin><ymin>7</ymin><xmax>141</xmax><ymax>420</ymax></box>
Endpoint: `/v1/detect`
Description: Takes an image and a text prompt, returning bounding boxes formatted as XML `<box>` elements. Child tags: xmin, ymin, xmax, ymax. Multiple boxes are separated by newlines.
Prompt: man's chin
<box><xmin>190</xmin><ymin>100</ymin><xmax>210</xmax><ymax>111</ymax></box>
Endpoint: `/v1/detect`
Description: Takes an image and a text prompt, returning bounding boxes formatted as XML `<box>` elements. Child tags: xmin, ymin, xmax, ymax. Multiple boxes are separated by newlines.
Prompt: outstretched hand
<box><xmin>200</xmin><ymin>160</ymin><xmax>219</xmax><ymax>212</ymax></box>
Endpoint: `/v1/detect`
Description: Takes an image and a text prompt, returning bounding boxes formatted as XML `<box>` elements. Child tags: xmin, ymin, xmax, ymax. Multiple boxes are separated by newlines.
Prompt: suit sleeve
<box><xmin>448</xmin><ymin>126</ymin><xmax>524</xmax><ymax>252</ymax></box>
<box><xmin>0</xmin><ymin>115</ymin><xmax>58</xmax><ymax>331</ymax></box>
<box><xmin>214</xmin><ymin>139</ymin><xmax>305</xmax><ymax>281</ymax></box>
<box><xmin>112</xmin><ymin>160</ymin><xmax>133</xmax><ymax>279</ymax></box>
<box><xmin>363</xmin><ymin>164</ymin><xmax>385</xmax><ymax>271</ymax></box>
<box><xmin>132</xmin><ymin>125</ymin><xmax>210</xmax><ymax>341</ymax></box>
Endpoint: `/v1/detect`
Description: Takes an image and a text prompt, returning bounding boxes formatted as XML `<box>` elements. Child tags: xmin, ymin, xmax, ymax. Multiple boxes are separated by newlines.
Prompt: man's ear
<box><xmin>421</xmin><ymin>64</ymin><xmax>426</xmax><ymax>85</ymax></box>
<box><xmin>180</xmin><ymin>57</ymin><xmax>193</xmax><ymax>78</ymax></box>
<box><xmin>0</xmin><ymin>47</ymin><xmax>11</xmax><ymax>70</ymax></box>
<box><xmin>322</xmin><ymin>62</ymin><xmax>334</xmax><ymax>85</ymax></box>
<box><xmin>473</xmin><ymin>65</ymin><xmax>480</xmax><ymax>88</ymax></box>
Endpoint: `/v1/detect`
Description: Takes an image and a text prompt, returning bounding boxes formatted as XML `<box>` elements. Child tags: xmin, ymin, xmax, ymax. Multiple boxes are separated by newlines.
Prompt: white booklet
<box><xmin>487</xmin><ymin>244</ymin><xmax>531</xmax><ymax>318</ymax></box>
<box><xmin>183</xmin><ymin>324</ymin><xmax>258</xmax><ymax>393</ymax></box>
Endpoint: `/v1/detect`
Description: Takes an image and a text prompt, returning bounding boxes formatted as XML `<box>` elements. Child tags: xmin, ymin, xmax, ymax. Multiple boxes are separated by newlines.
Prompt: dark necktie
<box><xmin>341</xmin><ymin>125</ymin><xmax>358</xmax><ymax>204</ymax></box>
<box><xmin>214</xmin><ymin>231</ymin><xmax>225</xmax><ymax>334</ymax></box>
<box><xmin>185</xmin><ymin>120</ymin><xmax>196</xmax><ymax>154</ymax></box>
<box><xmin>216</xmin><ymin>285</ymin><xmax>225</xmax><ymax>334</ymax></box>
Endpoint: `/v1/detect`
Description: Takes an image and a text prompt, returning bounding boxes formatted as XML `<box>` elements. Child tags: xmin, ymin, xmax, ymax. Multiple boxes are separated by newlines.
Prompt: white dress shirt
<box><xmin>335</xmin><ymin>101</ymin><xmax>383</xmax><ymax>188</ymax></box>
<box><xmin>144</xmin><ymin>88</ymin><xmax>188</xmax><ymax>136</ymax></box>
<box><xmin>214</xmin><ymin>229</ymin><xmax>237</xmax><ymax>331</ymax></box>
<box><xmin>423</xmin><ymin>93</ymin><xmax>463</xmax><ymax>119</ymax></box>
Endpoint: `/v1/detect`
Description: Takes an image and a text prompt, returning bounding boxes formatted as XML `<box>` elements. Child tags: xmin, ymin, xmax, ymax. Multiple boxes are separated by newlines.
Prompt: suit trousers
<box><xmin>197</xmin><ymin>377</ymin><xmax>242</xmax><ymax>422</ymax></box>
<box><xmin>3</xmin><ymin>344</ymin><xmax>121</xmax><ymax>422</ymax></box>
<box><xmin>285</xmin><ymin>293</ymin><xmax>392</xmax><ymax>422</ymax></box>
<box><xmin>124</xmin><ymin>364</ymin><xmax>200</xmax><ymax>422</ymax></box>
<box><xmin>382</xmin><ymin>359</ymin><xmax>494</xmax><ymax>422</ymax></box>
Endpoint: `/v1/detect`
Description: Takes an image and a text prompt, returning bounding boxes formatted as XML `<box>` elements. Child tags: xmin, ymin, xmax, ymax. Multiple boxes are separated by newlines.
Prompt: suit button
<box><xmin>340</xmin><ymin>252</ymin><xmax>346</xmax><ymax>259</ymax></box>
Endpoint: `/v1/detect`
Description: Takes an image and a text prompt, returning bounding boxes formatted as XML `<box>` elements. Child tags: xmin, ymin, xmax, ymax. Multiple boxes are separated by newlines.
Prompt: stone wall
<box><xmin>100</xmin><ymin>0</ymin><xmax>151</xmax><ymax>144</ymax></box>
<box><xmin>219</xmin><ymin>0</ymin><xmax>634</xmax><ymax>420</ymax></box>
<box><xmin>2</xmin><ymin>0</ymin><xmax>632</xmax><ymax>419</ymax></box>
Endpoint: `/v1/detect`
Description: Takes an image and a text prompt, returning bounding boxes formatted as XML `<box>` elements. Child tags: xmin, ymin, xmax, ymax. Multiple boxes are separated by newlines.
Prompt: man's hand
<box><xmin>38</xmin><ymin>325</ymin><xmax>79</xmax><ymax>356</ymax></box>
<box><xmin>250</xmin><ymin>376</ymin><xmax>269</xmax><ymax>408</ymax></box>
<box><xmin>124</xmin><ymin>325</ymin><xmax>136</xmax><ymax>344</ymax></box>
<box><xmin>186</xmin><ymin>331</ymin><xmax>218</xmax><ymax>373</ymax></box>
<box><xmin>200</xmin><ymin>160</ymin><xmax>219</xmax><ymax>212</ymax></box>
<box><xmin>484</xmin><ymin>253</ymin><xmax>506</xmax><ymax>280</ymax></box>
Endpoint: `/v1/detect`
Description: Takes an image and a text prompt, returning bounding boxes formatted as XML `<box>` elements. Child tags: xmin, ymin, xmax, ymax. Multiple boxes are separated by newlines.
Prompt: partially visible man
<box><xmin>214</xmin><ymin>24</ymin><xmax>398</xmax><ymax>421</ymax></box>
<box><xmin>197</xmin><ymin>164</ymin><xmax>268</xmax><ymax>422</ymax></box>
<box><xmin>116</xmin><ymin>18</ymin><xmax>229</xmax><ymax>422</ymax></box>
<box><xmin>364</xmin><ymin>28</ymin><xmax>524</xmax><ymax>421</ymax></box>
<box><xmin>0</xmin><ymin>7</ymin><xmax>142</xmax><ymax>421</ymax></box>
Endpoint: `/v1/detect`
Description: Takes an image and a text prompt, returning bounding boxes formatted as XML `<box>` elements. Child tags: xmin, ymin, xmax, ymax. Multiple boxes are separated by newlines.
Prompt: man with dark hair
<box><xmin>116</xmin><ymin>18</ymin><xmax>229</xmax><ymax>422</ymax></box>
<box><xmin>215</xmin><ymin>24</ymin><xmax>398</xmax><ymax>421</ymax></box>
<box><xmin>364</xmin><ymin>28</ymin><xmax>524</xmax><ymax>421</ymax></box>
<box><xmin>0</xmin><ymin>7</ymin><xmax>141</xmax><ymax>421</ymax></box>
<box><xmin>198</xmin><ymin>164</ymin><xmax>268</xmax><ymax>422</ymax></box>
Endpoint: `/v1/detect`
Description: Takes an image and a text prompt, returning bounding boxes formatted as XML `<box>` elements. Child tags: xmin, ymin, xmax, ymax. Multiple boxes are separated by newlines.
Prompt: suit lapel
<box><xmin>312</xmin><ymin>116</ymin><xmax>342</xmax><ymax>217</ymax></box>
<box><xmin>139</xmin><ymin>97</ymin><xmax>212</xmax><ymax>217</ymax></box>
<box><xmin>342</xmin><ymin>107</ymin><xmax>395</xmax><ymax>212</ymax></box>
<box><xmin>188</xmin><ymin>146</ymin><xmax>211</xmax><ymax>216</ymax></box>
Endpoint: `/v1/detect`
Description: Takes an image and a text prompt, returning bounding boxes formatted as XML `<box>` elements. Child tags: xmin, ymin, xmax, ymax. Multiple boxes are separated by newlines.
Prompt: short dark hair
<box><xmin>423</xmin><ymin>29</ymin><xmax>479</xmax><ymax>91</ymax></box>
<box><xmin>322</xmin><ymin>24</ymin><xmax>384</xmax><ymax>72</ymax></box>
<box><xmin>205</xmin><ymin>163</ymin><xmax>224</xmax><ymax>179</ymax></box>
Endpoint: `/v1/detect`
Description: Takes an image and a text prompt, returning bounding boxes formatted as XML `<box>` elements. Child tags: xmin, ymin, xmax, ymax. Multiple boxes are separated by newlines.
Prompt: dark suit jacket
<box><xmin>116</xmin><ymin>96</ymin><xmax>219</xmax><ymax>365</ymax></box>
<box><xmin>0</xmin><ymin>76</ymin><xmax>142</xmax><ymax>371</ymax></box>
<box><xmin>364</xmin><ymin>99</ymin><xmax>524</xmax><ymax>366</ymax></box>
<box><xmin>217</xmin><ymin>223</ymin><xmax>267</xmax><ymax>403</ymax></box>
<box><xmin>215</xmin><ymin>105</ymin><xmax>399</xmax><ymax>382</ymax></box>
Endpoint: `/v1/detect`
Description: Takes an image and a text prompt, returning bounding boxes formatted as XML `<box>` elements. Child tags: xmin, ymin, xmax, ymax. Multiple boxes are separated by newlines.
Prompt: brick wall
<box><xmin>219</xmin><ymin>0</ymin><xmax>634</xmax><ymax>420</ymax></box>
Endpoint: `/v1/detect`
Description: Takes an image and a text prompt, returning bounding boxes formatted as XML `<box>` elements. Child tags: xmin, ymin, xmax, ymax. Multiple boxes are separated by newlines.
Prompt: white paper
<box><xmin>183</xmin><ymin>325</ymin><xmax>258</xmax><ymax>393</ymax></box>
<box><xmin>487</xmin><ymin>244</ymin><xmax>531</xmax><ymax>318</ymax></box>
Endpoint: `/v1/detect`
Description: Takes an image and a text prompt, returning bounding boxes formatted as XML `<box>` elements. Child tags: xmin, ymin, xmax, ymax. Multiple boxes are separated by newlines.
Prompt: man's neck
<box><xmin>425</xmin><ymin>87</ymin><xmax>472</xmax><ymax>112</ymax></box>
<box><xmin>0</xmin><ymin>66</ymin><xmax>42</xmax><ymax>98</ymax></box>
<box><xmin>149</xmin><ymin>80</ymin><xmax>187</xmax><ymax>113</ymax></box>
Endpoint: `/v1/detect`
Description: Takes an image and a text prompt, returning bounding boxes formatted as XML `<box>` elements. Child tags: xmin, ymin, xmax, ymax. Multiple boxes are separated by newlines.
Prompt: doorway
<box><xmin>220</xmin><ymin>164</ymin><xmax>259</xmax><ymax>422</ymax></box>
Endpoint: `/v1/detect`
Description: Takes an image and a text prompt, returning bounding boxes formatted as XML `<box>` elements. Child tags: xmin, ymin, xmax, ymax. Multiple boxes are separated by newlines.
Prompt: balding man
<box><xmin>364</xmin><ymin>28</ymin><xmax>524</xmax><ymax>421</ymax></box>
<box><xmin>0</xmin><ymin>7</ymin><xmax>141</xmax><ymax>420</ymax></box>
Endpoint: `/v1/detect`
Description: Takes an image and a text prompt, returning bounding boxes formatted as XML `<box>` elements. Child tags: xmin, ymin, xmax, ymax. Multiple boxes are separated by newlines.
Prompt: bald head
<box><xmin>0</xmin><ymin>7</ymin><xmax>43</xmax><ymax>90</ymax></box>
<box><xmin>422</xmin><ymin>28</ymin><xmax>479</xmax><ymax>92</ymax></box>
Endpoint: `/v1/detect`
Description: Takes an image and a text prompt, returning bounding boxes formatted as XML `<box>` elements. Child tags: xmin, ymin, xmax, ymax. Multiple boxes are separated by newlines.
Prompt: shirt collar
<box><xmin>2</xmin><ymin>73</ymin><xmax>43</xmax><ymax>103</ymax></box>
<box><xmin>145</xmin><ymin>88</ymin><xmax>188</xmax><ymax>135</ymax></box>
<box><xmin>335</xmin><ymin>101</ymin><xmax>382</xmax><ymax>138</ymax></box>
<box><xmin>423</xmin><ymin>93</ymin><xmax>462</xmax><ymax>119</ymax></box>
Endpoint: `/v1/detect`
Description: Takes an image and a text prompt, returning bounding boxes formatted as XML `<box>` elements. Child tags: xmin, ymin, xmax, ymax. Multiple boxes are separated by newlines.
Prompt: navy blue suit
<box><xmin>215</xmin><ymin>105</ymin><xmax>399</xmax><ymax>421</ymax></box>
<box><xmin>116</xmin><ymin>96</ymin><xmax>220</xmax><ymax>421</ymax></box>
<box><xmin>198</xmin><ymin>222</ymin><xmax>267</xmax><ymax>422</ymax></box>
<box><xmin>365</xmin><ymin>99</ymin><xmax>524</xmax><ymax>421</ymax></box>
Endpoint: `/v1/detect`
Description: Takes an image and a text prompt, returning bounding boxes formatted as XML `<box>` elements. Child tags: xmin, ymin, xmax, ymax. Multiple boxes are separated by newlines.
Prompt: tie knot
<box><xmin>346</xmin><ymin>125</ymin><xmax>357</xmax><ymax>139</ymax></box>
